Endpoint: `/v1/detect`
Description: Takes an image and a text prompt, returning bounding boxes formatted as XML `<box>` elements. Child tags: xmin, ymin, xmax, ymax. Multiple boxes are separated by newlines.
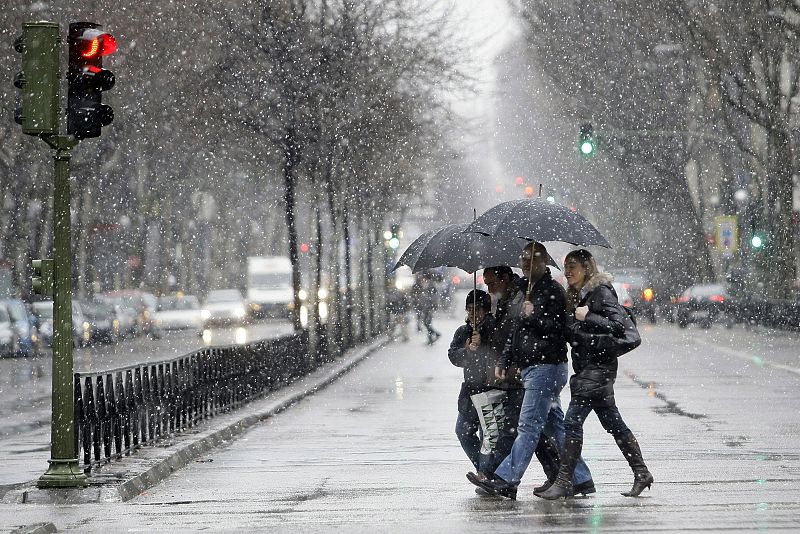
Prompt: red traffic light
<box><xmin>514</xmin><ymin>176</ymin><xmax>524</xmax><ymax>186</ymax></box>
<box><xmin>300</xmin><ymin>243</ymin><xmax>310</xmax><ymax>253</ymax></box>
<box><xmin>77</xmin><ymin>30</ymin><xmax>117</xmax><ymax>58</ymax></box>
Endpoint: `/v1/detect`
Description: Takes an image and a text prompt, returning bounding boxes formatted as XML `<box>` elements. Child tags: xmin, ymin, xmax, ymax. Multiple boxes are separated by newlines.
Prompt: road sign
<box><xmin>715</xmin><ymin>216</ymin><xmax>738</xmax><ymax>255</ymax></box>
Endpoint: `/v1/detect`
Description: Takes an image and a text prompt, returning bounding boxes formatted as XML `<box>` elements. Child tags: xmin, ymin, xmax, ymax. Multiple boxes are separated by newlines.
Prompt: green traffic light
<box><xmin>580</xmin><ymin>140</ymin><xmax>594</xmax><ymax>155</ymax></box>
<box><xmin>751</xmin><ymin>235</ymin><xmax>764</xmax><ymax>249</ymax></box>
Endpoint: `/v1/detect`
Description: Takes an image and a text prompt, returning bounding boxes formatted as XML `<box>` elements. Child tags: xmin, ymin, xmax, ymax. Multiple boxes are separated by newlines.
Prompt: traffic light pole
<box><xmin>37</xmin><ymin>134</ymin><xmax>86</xmax><ymax>489</ymax></box>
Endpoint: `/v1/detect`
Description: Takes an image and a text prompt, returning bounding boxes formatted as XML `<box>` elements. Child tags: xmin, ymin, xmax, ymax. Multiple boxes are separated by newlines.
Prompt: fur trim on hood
<box><xmin>583</xmin><ymin>272</ymin><xmax>614</xmax><ymax>293</ymax></box>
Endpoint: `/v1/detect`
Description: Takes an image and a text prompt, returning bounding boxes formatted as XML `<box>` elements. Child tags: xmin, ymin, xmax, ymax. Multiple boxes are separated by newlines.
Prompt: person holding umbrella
<box><xmin>448</xmin><ymin>290</ymin><xmax>496</xmax><ymax>473</ymax></box>
<box><xmin>468</xmin><ymin>242</ymin><xmax>594</xmax><ymax>500</ymax></box>
<box><xmin>483</xmin><ymin>265</ymin><xmax>565</xmax><ymax>492</ymax></box>
<box><xmin>537</xmin><ymin>249</ymin><xmax>654</xmax><ymax>499</ymax></box>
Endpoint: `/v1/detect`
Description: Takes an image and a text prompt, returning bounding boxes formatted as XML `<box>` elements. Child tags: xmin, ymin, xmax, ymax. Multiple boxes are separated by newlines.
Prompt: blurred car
<box><xmin>80</xmin><ymin>299</ymin><xmax>120</xmax><ymax>344</ymax></box>
<box><xmin>202</xmin><ymin>290</ymin><xmax>247</xmax><ymax>326</ymax></box>
<box><xmin>0</xmin><ymin>303</ymin><xmax>20</xmax><ymax>357</ymax></box>
<box><xmin>155</xmin><ymin>294</ymin><xmax>203</xmax><ymax>332</ymax></box>
<box><xmin>612</xmin><ymin>283</ymin><xmax>634</xmax><ymax>309</ymax></box>
<box><xmin>103</xmin><ymin>299</ymin><xmax>138</xmax><ymax>338</ymax></box>
<box><xmin>613</xmin><ymin>267</ymin><xmax>657</xmax><ymax>323</ymax></box>
<box><xmin>673</xmin><ymin>283</ymin><xmax>728</xmax><ymax>329</ymax></box>
<box><xmin>32</xmin><ymin>300</ymin><xmax>91</xmax><ymax>348</ymax></box>
<box><xmin>31</xmin><ymin>301</ymin><xmax>54</xmax><ymax>347</ymax></box>
<box><xmin>103</xmin><ymin>290</ymin><xmax>159</xmax><ymax>337</ymax></box>
<box><xmin>2</xmin><ymin>299</ymin><xmax>38</xmax><ymax>356</ymax></box>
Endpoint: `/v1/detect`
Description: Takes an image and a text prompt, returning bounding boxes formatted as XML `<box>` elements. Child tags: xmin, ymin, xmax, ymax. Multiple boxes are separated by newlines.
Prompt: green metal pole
<box><xmin>38</xmin><ymin>135</ymin><xmax>86</xmax><ymax>488</ymax></box>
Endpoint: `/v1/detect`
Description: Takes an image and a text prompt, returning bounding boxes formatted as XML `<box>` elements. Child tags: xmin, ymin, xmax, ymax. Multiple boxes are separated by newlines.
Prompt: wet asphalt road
<box><xmin>0</xmin><ymin>320</ymin><xmax>293</xmax><ymax>488</ymax></box>
<box><xmin>0</xmin><ymin>308</ymin><xmax>800</xmax><ymax>533</ymax></box>
<box><xmin>0</xmin><ymin>307</ymin><xmax>798</xmax><ymax>532</ymax></box>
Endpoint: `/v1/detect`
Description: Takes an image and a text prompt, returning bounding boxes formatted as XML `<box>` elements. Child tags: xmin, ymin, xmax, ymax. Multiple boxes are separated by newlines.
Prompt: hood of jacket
<box><xmin>582</xmin><ymin>272</ymin><xmax>614</xmax><ymax>294</ymax></box>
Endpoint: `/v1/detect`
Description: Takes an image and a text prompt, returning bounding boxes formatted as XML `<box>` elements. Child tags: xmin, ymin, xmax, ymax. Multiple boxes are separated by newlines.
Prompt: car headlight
<box><xmin>201</xmin><ymin>310</ymin><xmax>211</xmax><ymax>320</ymax></box>
<box><xmin>235</xmin><ymin>307</ymin><xmax>246</xmax><ymax>318</ymax></box>
<box><xmin>298</xmin><ymin>289</ymin><xmax>308</xmax><ymax>301</ymax></box>
<box><xmin>318</xmin><ymin>288</ymin><xmax>328</xmax><ymax>300</ymax></box>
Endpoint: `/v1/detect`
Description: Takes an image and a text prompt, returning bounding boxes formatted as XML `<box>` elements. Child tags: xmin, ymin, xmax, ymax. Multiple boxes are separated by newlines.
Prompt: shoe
<box><xmin>466</xmin><ymin>472</ymin><xmax>517</xmax><ymax>500</ymax></box>
<box><xmin>537</xmin><ymin>479</ymin><xmax>572</xmax><ymax>500</ymax></box>
<box><xmin>475</xmin><ymin>486</ymin><xmax>493</xmax><ymax>497</ymax></box>
<box><xmin>572</xmin><ymin>479</ymin><xmax>596</xmax><ymax>496</ymax></box>
<box><xmin>622</xmin><ymin>471</ymin><xmax>654</xmax><ymax>497</ymax></box>
<box><xmin>616</xmin><ymin>432</ymin><xmax>654</xmax><ymax>497</ymax></box>
<box><xmin>533</xmin><ymin>479</ymin><xmax>554</xmax><ymax>495</ymax></box>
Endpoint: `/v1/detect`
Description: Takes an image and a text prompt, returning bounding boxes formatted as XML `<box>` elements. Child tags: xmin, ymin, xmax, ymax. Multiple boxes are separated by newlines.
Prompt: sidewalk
<box><xmin>0</xmin><ymin>315</ymin><xmax>799</xmax><ymax>532</ymax></box>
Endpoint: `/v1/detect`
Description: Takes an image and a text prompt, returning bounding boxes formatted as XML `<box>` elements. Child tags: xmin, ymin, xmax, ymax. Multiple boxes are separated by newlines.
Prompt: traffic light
<box><xmin>13</xmin><ymin>22</ymin><xmax>60</xmax><ymax>136</ymax></box>
<box><xmin>750</xmin><ymin>233</ymin><xmax>765</xmax><ymax>250</ymax></box>
<box><xmin>31</xmin><ymin>259</ymin><xmax>54</xmax><ymax>297</ymax></box>
<box><xmin>68</xmin><ymin>22</ymin><xmax>117</xmax><ymax>139</ymax></box>
<box><xmin>579</xmin><ymin>123</ymin><xmax>595</xmax><ymax>157</ymax></box>
<box><xmin>389</xmin><ymin>224</ymin><xmax>401</xmax><ymax>250</ymax></box>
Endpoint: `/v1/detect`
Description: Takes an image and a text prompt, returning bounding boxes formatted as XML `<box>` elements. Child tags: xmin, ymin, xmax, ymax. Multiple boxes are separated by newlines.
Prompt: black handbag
<box><xmin>614</xmin><ymin>304</ymin><xmax>641</xmax><ymax>356</ymax></box>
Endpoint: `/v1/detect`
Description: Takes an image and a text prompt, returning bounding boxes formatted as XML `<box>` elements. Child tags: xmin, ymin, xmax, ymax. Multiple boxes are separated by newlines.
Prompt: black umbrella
<box><xmin>393</xmin><ymin>223</ymin><xmax>556</xmax><ymax>274</ymax></box>
<box><xmin>464</xmin><ymin>198</ymin><xmax>611</xmax><ymax>248</ymax></box>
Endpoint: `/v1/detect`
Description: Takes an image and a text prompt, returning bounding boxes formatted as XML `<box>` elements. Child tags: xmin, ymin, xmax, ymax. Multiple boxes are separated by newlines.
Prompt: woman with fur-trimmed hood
<box><xmin>537</xmin><ymin>249</ymin><xmax>654</xmax><ymax>500</ymax></box>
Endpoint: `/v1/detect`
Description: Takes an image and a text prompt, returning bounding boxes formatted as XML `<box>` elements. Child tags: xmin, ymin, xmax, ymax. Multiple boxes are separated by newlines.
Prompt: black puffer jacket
<box><xmin>448</xmin><ymin>316</ymin><xmax>498</xmax><ymax>414</ymax></box>
<box><xmin>566</xmin><ymin>273</ymin><xmax>626</xmax><ymax>406</ymax></box>
<box><xmin>499</xmin><ymin>270</ymin><xmax>568</xmax><ymax>371</ymax></box>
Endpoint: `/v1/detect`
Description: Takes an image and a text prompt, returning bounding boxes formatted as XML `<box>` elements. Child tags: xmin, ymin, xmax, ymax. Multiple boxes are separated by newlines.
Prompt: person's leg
<box><xmin>596</xmin><ymin>405</ymin><xmax>654</xmax><ymax>496</ymax></box>
<box><xmin>455</xmin><ymin>409</ymin><xmax>481</xmax><ymax>470</ymax></box>
<box><xmin>537</xmin><ymin>401</ymin><xmax>592</xmax><ymax>499</ymax></box>
<box><xmin>492</xmin><ymin>364</ymin><xmax>562</xmax><ymax>486</ymax></box>
<box><xmin>543</xmin><ymin>397</ymin><xmax>594</xmax><ymax>489</ymax></box>
<box><xmin>484</xmin><ymin>388</ymin><xmax>523</xmax><ymax>474</ymax></box>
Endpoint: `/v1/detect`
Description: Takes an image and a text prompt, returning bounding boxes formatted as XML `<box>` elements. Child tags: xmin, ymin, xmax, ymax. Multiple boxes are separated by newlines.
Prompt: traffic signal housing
<box><xmin>579</xmin><ymin>123</ymin><xmax>595</xmax><ymax>157</ymax></box>
<box><xmin>68</xmin><ymin>22</ymin><xmax>117</xmax><ymax>139</ymax></box>
<box><xmin>13</xmin><ymin>22</ymin><xmax>60</xmax><ymax>136</ymax></box>
<box><xmin>31</xmin><ymin>259</ymin><xmax>54</xmax><ymax>297</ymax></box>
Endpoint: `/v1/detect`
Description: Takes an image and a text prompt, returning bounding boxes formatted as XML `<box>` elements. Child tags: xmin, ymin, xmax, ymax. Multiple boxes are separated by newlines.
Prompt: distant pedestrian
<box><xmin>415</xmin><ymin>275</ymin><xmax>441</xmax><ymax>345</ymax></box>
<box><xmin>538</xmin><ymin>249</ymin><xmax>653</xmax><ymax>500</ymax></box>
<box><xmin>386</xmin><ymin>289</ymin><xmax>410</xmax><ymax>342</ymax></box>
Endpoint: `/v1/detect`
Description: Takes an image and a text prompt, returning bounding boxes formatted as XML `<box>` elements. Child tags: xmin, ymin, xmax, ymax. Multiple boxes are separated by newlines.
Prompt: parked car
<box><xmin>31</xmin><ymin>301</ymin><xmax>54</xmax><ymax>347</ymax></box>
<box><xmin>2</xmin><ymin>299</ymin><xmax>38</xmax><ymax>356</ymax></box>
<box><xmin>80</xmin><ymin>299</ymin><xmax>119</xmax><ymax>344</ymax></box>
<box><xmin>103</xmin><ymin>290</ymin><xmax>159</xmax><ymax>337</ymax></box>
<box><xmin>673</xmin><ymin>283</ymin><xmax>728</xmax><ymax>329</ymax></box>
<box><xmin>202</xmin><ymin>290</ymin><xmax>247</xmax><ymax>327</ymax></box>
<box><xmin>155</xmin><ymin>294</ymin><xmax>203</xmax><ymax>332</ymax></box>
<box><xmin>102</xmin><ymin>298</ymin><xmax>138</xmax><ymax>338</ymax></box>
<box><xmin>0</xmin><ymin>303</ymin><xmax>19</xmax><ymax>357</ymax></box>
<box><xmin>613</xmin><ymin>267</ymin><xmax>657</xmax><ymax>324</ymax></box>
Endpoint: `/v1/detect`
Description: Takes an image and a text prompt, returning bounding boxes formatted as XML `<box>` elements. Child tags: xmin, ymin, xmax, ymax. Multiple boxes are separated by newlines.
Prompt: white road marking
<box><xmin>692</xmin><ymin>337</ymin><xmax>800</xmax><ymax>376</ymax></box>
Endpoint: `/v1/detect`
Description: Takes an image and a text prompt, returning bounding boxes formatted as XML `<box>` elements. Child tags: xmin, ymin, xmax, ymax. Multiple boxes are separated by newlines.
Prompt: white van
<box><xmin>246</xmin><ymin>256</ymin><xmax>293</xmax><ymax>318</ymax></box>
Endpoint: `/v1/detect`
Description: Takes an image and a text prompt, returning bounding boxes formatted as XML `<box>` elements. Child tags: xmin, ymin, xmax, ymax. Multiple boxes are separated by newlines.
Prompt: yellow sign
<box><xmin>715</xmin><ymin>216</ymin><xmax>738</xmax><ymax>254</ymax></box>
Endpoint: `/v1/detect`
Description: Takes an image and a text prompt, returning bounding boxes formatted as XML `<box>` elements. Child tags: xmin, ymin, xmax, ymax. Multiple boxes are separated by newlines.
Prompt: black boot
<box><xmin>617</xmin><ymin>432</ymin><xmax>654</xmax><ymax>497</ymax></box>
<box><xmin>536</xmin><ymin>438</ymin><xmax>582</xmax><ymax>500</ymax></box>
<box><xmin>533</xmin><ymin>433</ymin><xmax>561</xmax><ymax>494</ymax></box>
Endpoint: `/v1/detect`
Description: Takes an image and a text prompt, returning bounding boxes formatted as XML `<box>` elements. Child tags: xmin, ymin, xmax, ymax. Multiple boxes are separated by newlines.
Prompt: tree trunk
<box><xmin>282</xmin><ymin>132</ymin><xmax>303</xmax><ymax>332</ymax></box>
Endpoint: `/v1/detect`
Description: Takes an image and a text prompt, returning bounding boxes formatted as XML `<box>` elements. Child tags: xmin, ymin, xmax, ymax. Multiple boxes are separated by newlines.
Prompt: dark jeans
<box><xmin>563</xmin><ymin>402</ymin><xmax>631</xmax><ymax>442</ymax></box>
<box><xmin>455</xmin><ymin>409</ymin><xmax>482</xmax><ymax>469</ymax></box>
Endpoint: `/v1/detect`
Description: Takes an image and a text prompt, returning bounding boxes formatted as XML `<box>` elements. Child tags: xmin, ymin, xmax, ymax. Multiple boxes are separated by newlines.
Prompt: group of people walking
<box><xmin>447</xmin><ymin>243</ymin><xmax>653</xmax><ymax>500</ymax></box>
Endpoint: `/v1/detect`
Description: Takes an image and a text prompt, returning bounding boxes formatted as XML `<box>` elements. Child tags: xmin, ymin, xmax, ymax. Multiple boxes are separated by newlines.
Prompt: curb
<box><xmin>4</xmin><ymin>337</ymin><xmax>386</xmax><ymax>505</ymax></box>
<box><xmin>10</xmin><ymin>523</ymin><xmax>57</xmax><ymax>534</ymax></box>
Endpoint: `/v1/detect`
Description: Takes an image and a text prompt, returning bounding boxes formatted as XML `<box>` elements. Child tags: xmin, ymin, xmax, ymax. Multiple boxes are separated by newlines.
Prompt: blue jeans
<box><xmin>494</xmin><ymin>363</ymin><xmax>593</xmax><ymax>486</ymax></box>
